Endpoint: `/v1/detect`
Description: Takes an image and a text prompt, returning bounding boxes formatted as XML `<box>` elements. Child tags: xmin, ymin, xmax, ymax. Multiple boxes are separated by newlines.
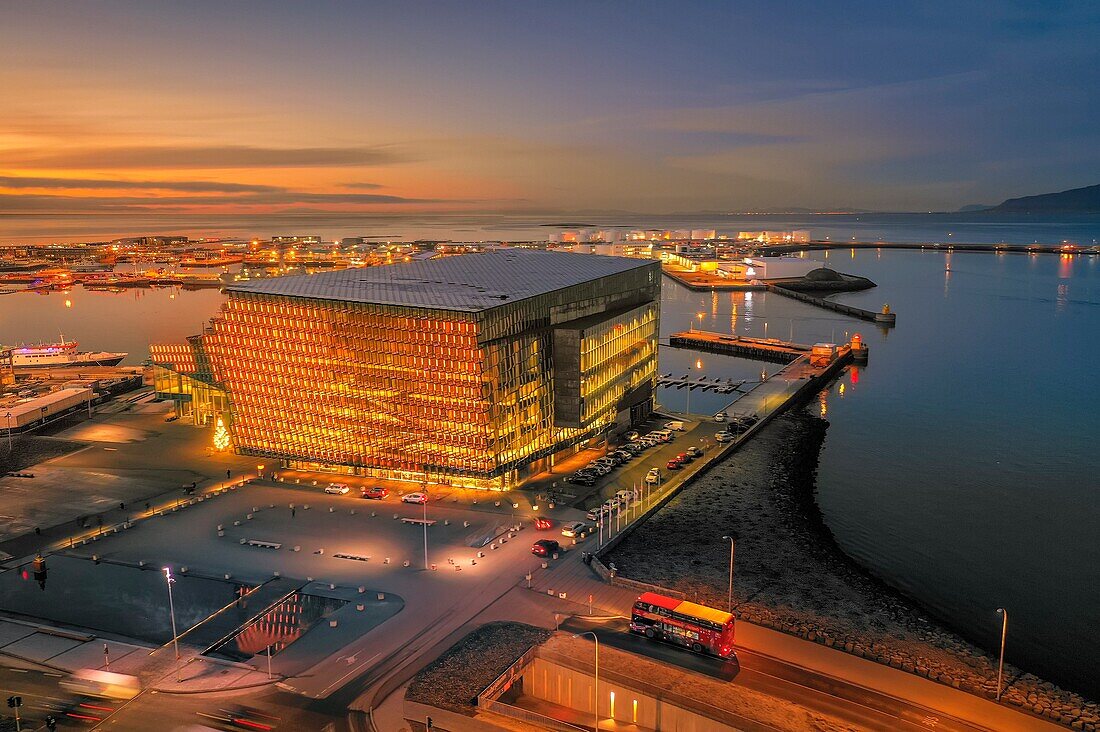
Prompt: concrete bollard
<box><xmin>273</xmin><ymin>571</ymin><xmax>280</xmax><ymax>577</ymax></box>
<box><xmin>139</xmin><ymin>561</ymin><xmax>146</xmax><ymax>567</ymax></box>
<box><xmin>559</xmin><ymin>592</ymin><xmax>567</xmax><ymax>599</ymax></box>
<box><xmin>358</xmin><ymin>586</ymin><xmax>365</xmax><ymax>593</ymax></box>
<box><xmin>218</xmin><ymin>530</ymin><xmax>225</xmax><ymax>537</ymax></box>
<box><xmin>329</xmin><ymin>619</ymin><xmax>337</xmax><ymax>628</ymax></box>
<box><xmin>491</xmin><ymin>543</ymin><xmax>498</xmax><ymax>550</ymax></box>
<box><xmin>329</xmin><ymin>507</ymin><xmax>335</xmax><ymax>513</ymax></box>
<box><xmin>444</xmin><ymin>519</ymin><xmax>450</xmax><ymax>526</ymax></box>
<box><xmin>371</xmin><ymin>512</ymin><xmax>376</xmax><ymax>517</ymax></box>
<box><xmin>253</xmin><ymin>506</ymin><xmax>259</xmax><ymax>512</ymax></box>
<box><xmin>549</xmin><ymin>502</ymin><xmax>555</xmax><ymax>509</ymax></box>
<box><xmin>547</xmin><ymin>588</ymin><xmax>553</xmax><ymax>595</ymax></box>
<box><xmin>293</xmin><ymin>545</ymin><xmax>301</xmax><ymax>552</ymax></box>
<box><xmin>477</xmin><ymin>551</ymin><xmax>485</xmax><ymax>558</ymax></box>
<box><xmin>233</xmin><ymin>520</ymin><xmax>241</xmax><ymax>526</ymax></box>
<box><xmin>495</xmin><ymin>501</ymin><xmax>501</xmax><ymax>507</ymax></box>
<box><xmin>377</xmin><ymin>592</ymin><xmax>385</xmax><ymax>600</ymax></box>
<box><xmin>384</xmin><ymin>557</ymin><xmax>391</xmax><ymax>564</ymax></box>
<box><xmin>350</xmin><ymin>509</ymin><xmax>356</xmax><ymax>515</ymax></box>
<box><xmin>246</xmin><ymin>513</ymin><xmax>253</xmax><ymax>520</ymax></box>
<box><xmin>508</xmin><ymin>532</ymin><xmax>514</xmax><ymax>539</ymax></box>
<box><xmin>454</xmin><ymin>565</ymin><xmax>461</xmax><ymax>572</ymax></box>
<box><xmin>269</xmin><ymin>504</ymin><xmax>274</xmax><ymax>509</ymax></box>
<box><xmin>542</xmin><ymin>562</ymin><xmax>548</xmax><ymax>569</ymax></box>
<box><xmin>217</xmin><ymin>524</ymin><xmax>224</xmax><ymax>531</ymax></box>
<box><xmin>315</xmin><ymin>548</ymin><xmax>324</xmax><ymax>555</ymax></box>
<box><xmin>92</xmin><ymin>554</ymin><xmax>99</xmax><ymax>563</ymax></box>
<box><xmin>393</xmin><ymin>514</ymin><xmax>400</xmax><ymax>520</ymax></box>
<box><xmin>307</xmin><ymin>576</ymin><xmax>314</xmax><ymax>581</ymax></box>
<box><xmin>224</xmin><ymin>573</ymin><xmax>231</xmax><ymax>580</ymax></box>
<box><xmin>471</xmin><ymin>558</ymin><xmax>477</xmax><ymax>566</ymax></box>
<box><xmin>463</xmin><ymin>521</ymin><xmax>470</xmax><ymax>528</ymax></box>
<box><xmin>240</xmin><ymin>538</ymin><xmax>247</xmax><ymax>544</ymax></box>
<box><xmin>303</xmin><ymin>504</ymin><xmax>310</xmax><ymax>510</ymax></box>
<box><xmin>329</xmin><ymin>583</ymin><xmax>336</xmax><ymax>590</ymax></box>
<box><xmin>403</xmin><ymin>560</ymin><xmax>410</xmax><ymax>567</ymax></box>
<box><xmin>357</xmin><ymin>604</ymin><xmax>364</xmax><ymax>611</ymax></box>
<box><xmin>431</xmin><ymin>563</ymin><xmax>437</xmax><ymax>571</ymax></box>
<box><xmin>181</xmin><ymin>567</ymin><xmax>188</xmax><ymax>573</ymax></box>
<box><xmin>552</xmin><ymin>552</ymin><xmax>559</xmax><ymax>560</ymax></box>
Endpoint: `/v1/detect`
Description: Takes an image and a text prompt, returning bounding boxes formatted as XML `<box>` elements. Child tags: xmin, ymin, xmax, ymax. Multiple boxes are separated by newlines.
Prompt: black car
<box><xmin>532</xmin><ymin>539</ymin><xmax>561</xmax><ymax>556</ymax></box>
<box><xmin>567</xmin><ymin>473</ymin><xmax>596</xmax><ymax>486</ymax></box>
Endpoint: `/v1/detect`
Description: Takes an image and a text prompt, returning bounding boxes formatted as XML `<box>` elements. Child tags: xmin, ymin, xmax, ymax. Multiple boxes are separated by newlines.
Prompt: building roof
<box><xmin>226</xmin><ymin>249</ymin><xmax>654</xmax><ymax>312</ymax></box>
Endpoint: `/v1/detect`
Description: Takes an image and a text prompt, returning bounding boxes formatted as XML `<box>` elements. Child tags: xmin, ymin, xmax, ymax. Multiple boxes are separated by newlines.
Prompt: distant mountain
<box><xmin>957</xmin><ymin>204</ymin><xmax>995</xmax><ymax>212</ymax></box>
<box><xmin>986</xmin><ymin>183</ymin><xmax>1100</xmax><ymax>213</ymax></box>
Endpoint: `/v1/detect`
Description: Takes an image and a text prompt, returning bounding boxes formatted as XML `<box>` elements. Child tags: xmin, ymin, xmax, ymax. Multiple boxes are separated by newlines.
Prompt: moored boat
<box><xmin>7</xmin><ymin>337</ymin><xmax>126</xmax><ymax>368</ymax></box>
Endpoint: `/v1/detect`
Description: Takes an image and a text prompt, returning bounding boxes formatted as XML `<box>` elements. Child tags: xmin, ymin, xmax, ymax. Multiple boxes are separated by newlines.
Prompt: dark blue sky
<box><xmin>1</xmin><ymin>1</ymin><xmax>1097</xmax><ymax>213</ymax></box>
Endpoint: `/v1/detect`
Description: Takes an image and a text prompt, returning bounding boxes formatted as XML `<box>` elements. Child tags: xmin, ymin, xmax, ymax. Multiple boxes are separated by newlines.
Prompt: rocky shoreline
<box><xmin>606</xmin><ymin>408</ymin><xmax>1097</xmax><ymax>730</ymax></box>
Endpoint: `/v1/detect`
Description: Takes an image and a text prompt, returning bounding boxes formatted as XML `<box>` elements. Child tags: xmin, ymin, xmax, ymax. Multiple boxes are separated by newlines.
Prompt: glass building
<box><xmin>152</xmin><ymin>249</ymin><xmax>659</xmax><ymax>489</ymax></box>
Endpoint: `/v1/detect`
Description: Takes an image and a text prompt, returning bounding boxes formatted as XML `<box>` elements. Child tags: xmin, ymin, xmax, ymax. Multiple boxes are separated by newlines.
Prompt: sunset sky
<box><xmin>2</xmin><ymin>1</ymin><xmax>1098</xmax><ymax>216</ymax></box>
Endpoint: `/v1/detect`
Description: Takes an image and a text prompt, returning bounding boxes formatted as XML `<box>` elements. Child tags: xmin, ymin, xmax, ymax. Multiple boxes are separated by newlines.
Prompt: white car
<box><xmin>401</xmin><ymin>492</ymin><xmax>428</xmax><ymax>504</ymax></box>
<box><xmin>713</xmin><ymin>411</ymin><xmax>727</xmax><ymax>423</ymax></box>
<box><xmin>715</xmin><ymin>431</ymin><xmax>734</xmax><ymax>443</ymax></box>
<box><xmin>664</xmin><ymin>420</ymin><xmax>685</xmax><ymax>432</ymax></box>
<box><xmin>615</xmin><ymin>489</ymin><xmax>636</xmax><ymax>504</ymax></box>
<box><xmin>645</xmin><ymin>468</ymin><xmax>661</xmax><ymax>485</ymax></box>
<box><xmin>561</xmin><ymin>521</ymin><xmax>588</xmax><ymax>538</ymax></box>
<box><xmin>325</xmin><ymin>483</ymin><xmax>350</xmax><ymax>495</ymax></box>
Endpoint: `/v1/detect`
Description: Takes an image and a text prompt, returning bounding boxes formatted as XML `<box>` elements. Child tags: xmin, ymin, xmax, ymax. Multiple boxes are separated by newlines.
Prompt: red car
<box><xmin>533</xmin><ymin>517</ymin><xmax>554</xmax><ymax>530</ymax></box>
<box><xmin>361</xmin><ymin>486</ymin><xmax>389</xmax><ymax>499</ymax></box>
<box><xmin>666</xmin><ymin>457</ymin><xmax>684</xmax><ymax>470</ymax></box>
<box><xmin>677</xmin><ymin>452</ymin><xmax>694</xmax><ymax>463</ymax></box>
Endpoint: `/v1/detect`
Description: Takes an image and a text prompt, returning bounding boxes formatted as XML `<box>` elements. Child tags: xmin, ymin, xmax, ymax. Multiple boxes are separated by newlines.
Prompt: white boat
<box><xmin>9</xmin><ymin>337</ymin><xmax>126</xmax><ymax>368</ymax></box>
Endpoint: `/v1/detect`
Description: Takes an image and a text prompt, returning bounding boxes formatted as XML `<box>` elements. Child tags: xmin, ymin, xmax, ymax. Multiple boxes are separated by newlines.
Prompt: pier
<box><xmin>668</xmin><ymin>330</ymin><xmax>808</xmax><ymax>363</ymax></box>
<box><xmin>766</xmin><ymin>284</ymin><xmax>897</xmax><ymax>325</ymax></box>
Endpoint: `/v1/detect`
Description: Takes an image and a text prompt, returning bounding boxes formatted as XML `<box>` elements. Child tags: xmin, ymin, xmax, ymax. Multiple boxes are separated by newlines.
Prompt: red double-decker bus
<box><xmin>629</xmin><ymin>592</ymin><xmax>736</xmax><ymax>658</ymax></box>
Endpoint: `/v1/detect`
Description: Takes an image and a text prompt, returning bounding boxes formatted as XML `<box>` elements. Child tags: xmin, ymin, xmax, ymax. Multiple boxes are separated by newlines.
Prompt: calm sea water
<box><xmin>2</xmin><ymin>215</ymin><xmax>1098</xmax><ymax>696</ymax></box>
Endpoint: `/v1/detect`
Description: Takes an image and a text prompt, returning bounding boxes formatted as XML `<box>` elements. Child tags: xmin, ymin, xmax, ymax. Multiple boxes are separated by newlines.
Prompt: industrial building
<box><xmin>151</xmin><ymin>249</ymin><xmax>660</xmax><ymax>489</ymax></box>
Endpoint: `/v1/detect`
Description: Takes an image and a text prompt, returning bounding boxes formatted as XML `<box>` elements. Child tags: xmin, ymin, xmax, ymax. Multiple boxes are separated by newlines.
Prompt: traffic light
<box><xmin>6</xmin><ymin>695</ymin><xmax>20</xmax><ymax>708</ymax></box>
<box><xmin>426</xmin><ymin>717</ymin><xmax>433</xmax><ymax>729</ymax></box>
<box><xmin>46</xmin><ymin>714</ymin><xmax>58</xmax><ymax>731</ymax></box>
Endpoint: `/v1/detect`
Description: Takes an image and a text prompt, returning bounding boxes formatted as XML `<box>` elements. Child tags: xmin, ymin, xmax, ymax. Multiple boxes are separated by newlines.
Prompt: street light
<box><xmin>163</xmin><ymin>567</ymin><xmax>181</xmax><ymax>682</ymax></box>
<box><xmin>721</xmin><ymin>534</ymin><xmax>737</xmax><ymax>612</ymax></box>
<box><xmin>573</xmin><ymin>632</ymin><xmax>600</xmax><ymax>731</ymax></box>
<box><xmin>4</xmin><ymin>412</ymin><xmax>11</xmax><ymax>452</ymax></box>
<box><xmin>996</xmin><ymin>608</ymin><xmax>1008</xmax><ymax>702</ymax></box>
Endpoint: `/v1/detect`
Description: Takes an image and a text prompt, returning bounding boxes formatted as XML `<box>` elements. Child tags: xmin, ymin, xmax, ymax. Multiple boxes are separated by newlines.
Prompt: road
<box><xmin>560</xmin><ymin>616</ymin><xmax>988</xmax><ymax>732</ymax></box>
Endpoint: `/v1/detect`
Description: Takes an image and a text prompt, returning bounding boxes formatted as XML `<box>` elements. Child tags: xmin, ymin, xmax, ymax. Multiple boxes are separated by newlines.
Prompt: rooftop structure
<box><xmin>227</xmin><ymin>249</ymin><xmax>654</xmax><ymax>312</ymax></box>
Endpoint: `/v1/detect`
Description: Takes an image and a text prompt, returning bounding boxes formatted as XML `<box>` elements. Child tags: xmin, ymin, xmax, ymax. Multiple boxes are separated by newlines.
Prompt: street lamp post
<box><xmin>721</xmin><ymin>534</ymin><xmax>737</xmax><ymax>612</ymax></box>
<box><xmin>996</xmin><ymin>608</ymin><xmax>1008</xmax><ymax>702</ymax></box>
<box><xmin>574</xmin><ymin>632</ymin><xmax>600</xmax><ymax>731</ymax></box>
<box><xmin>163</xmin><ymin>567</ymin><xmax>181</xmax><ymax>683</ymax></box>
<box><xmin>5</xmin><ymin>412</ymin><xmax>11</xmax><ymax>452</ymax></box>
<box><xmin>422</xmin><ymin>499</ymin><xmax>429</xmax><ymax>569</ymax></box>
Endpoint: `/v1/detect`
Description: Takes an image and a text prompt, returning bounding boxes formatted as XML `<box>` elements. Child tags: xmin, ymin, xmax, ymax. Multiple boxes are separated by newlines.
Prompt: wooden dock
<box><xmin>655</xmin><ymin>373</ymin><xmax>748</xmax><ymax>393</ymax></box>
<box><xmin>668</xmin><ymin>330</ymin><xmax>810</xmax><ymax>363</ymax></box>
<box><xmin>765</xmin><ymin>284</ymin><xmax>897</xmax><ymax>325</ymax></box>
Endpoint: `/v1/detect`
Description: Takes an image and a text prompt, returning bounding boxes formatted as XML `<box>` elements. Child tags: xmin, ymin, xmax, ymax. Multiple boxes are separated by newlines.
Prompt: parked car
<box><xmin>401</xmin><ymin>492</ymin><xmax>428</xmax><ymax>504</ymax></box>
<box><xmin>645</xmin><ymin>467</ymin><xmax>661</xmax><ymax>484</ymax></box>
<box><xmin>684</xmin><ymin>446</ymin><xmax>702</xmax><ymax>458</ymax></box>
<box><xmin>715</xmin><ymin>431</ymin><xmax>734</xmax><ymax>443</ymax></box>
<box><xmin>666</xmin><ymin>457</ymin><xmax>684</xmax><ymax>470</ymax></box>
<box><xmin>713</xmin><ymin>411</ymin><xmax>728</xmax><ymax>423</ymax></box>
<box><xmin>561</xmin><ymin>521</ymin><xmax>588</xmax><ymax>538</ymax></box>
<box><xmin>325</xmin><ymin>483</ymin><xmax>350</xmax><ymax>495</ymax></box>
<box><xmin>622</xmin><ymin>442</ymin><xmax>644</xmax><ymax>455</ymax></box>
<box><xmin>650</xmin><ymin>430</ymin><xmax>673</xmax><ymax>442</ymax></box>
<box><xmin>360</xmin><ymin>486</ymin><xmax>389</xmax><ymax>499</ymax></box>
<box><xmin>611</xmin><ymin>449</ymin><xmax>633</xmax><ymax>462</ymax></box>
<box><xmin>600</xmin><ymin>454</ymin><xmax>623</xmax><ymax>466</ymax></box>
<box><xmin>615</xmin><ymin>489</ymin><xmax>636</xmax><ymax>504</ymax></box>
<box><xmin>585</xmin><ymin>507</ymin><xmax>607</xmax><ymax>522</ymax></box>
<box><xmin>531</xmin><ymin>539</ymin><xmax>561</xmax><ymax>557</ymax></box>
<box><xmin>533</xmin><ymin>517</ymin><xmax>554</xmax><ymax>530</ymax></box>
<box><xmin>567</xmin><ymin>473</ymin><xmax>596</xmax><ymax>486</ymax></box>
<box><xmin>624</xmin><ymin>430</ymin><xmax>640</xmax><ymax>442</ymax></box>
<box><xmin>676</xmin><ymin>451</ymin><xmax>694</xmax><ymax>463</ymax></box>
<box><xmin>664</xmin><ymin>420</ymin><xmax>685</xmax><ymax>432</ymax></box>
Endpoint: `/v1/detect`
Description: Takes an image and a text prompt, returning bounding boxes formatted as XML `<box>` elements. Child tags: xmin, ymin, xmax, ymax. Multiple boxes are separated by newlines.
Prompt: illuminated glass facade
<box><xmin>153</xmin><ymin>250</ymin><xmax>660</xmax><ymax>489</ymax></box>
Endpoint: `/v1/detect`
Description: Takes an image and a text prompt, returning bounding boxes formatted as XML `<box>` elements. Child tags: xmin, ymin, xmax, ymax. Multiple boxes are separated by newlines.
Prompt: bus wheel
<box><xmin>644</xmin><ymin>628</ymin><xmax>655</xmax><ymax>639</ymax></box>
<box><xmin>691</xmin><ymin>642</ymin><xmax>703</xmax><ymax>653</ymax></box>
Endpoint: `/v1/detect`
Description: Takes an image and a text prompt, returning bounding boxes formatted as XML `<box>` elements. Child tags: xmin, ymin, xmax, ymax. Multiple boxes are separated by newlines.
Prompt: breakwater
<box><xmin>766</xmin><ymin>283</ymin><xmax>897</xmax><ymax>325</ymax></box>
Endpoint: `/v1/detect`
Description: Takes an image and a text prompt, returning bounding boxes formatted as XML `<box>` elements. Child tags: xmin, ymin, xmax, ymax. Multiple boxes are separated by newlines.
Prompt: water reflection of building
<box><xmin>152</xmin><ymin>250</ymin><xmax>660</xmax><ymax>489</ymax></box>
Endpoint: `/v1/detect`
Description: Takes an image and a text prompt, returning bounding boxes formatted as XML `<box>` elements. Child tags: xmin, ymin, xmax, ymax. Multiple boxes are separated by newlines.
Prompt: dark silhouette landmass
<box><xmin>986</xmin><ymin>183</ymin><xmax>1100</xmax><ymax>213</ymax></box>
